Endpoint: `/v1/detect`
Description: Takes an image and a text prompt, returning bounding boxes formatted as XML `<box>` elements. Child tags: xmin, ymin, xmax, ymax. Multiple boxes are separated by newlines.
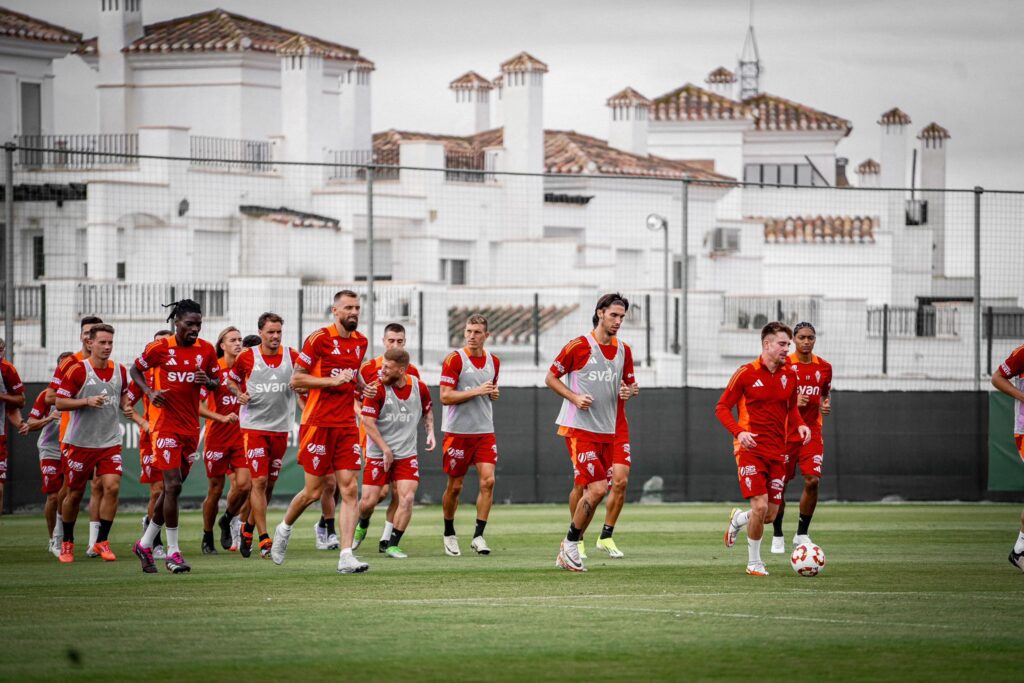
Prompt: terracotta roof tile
<box><xmin>743</xmin><ymin>93</ymin><xmax>852</xmax><ymax>135</ymax></box>
<box><xmin>0</xmin><ymin>6</ymin><xmax>82</xmax><ymax>45</ymax></box>
<box><xmin>705</xmin><ymin>66</ymin><xmax>736</xmax><ymax>84</ymax></box>
<box><xmin>878</xmin><ymin>107</ymin><xmax>911</xmax><ymax>126</ymax></box>
<box><xmin>450</xmin><ymin>71</ymin><xmax>493</xmax><ymax>90</ymax></box>
<box><xmin>492</xmin><ymin>74</ymin><xmax>503</xmax><ymax>88</ymax></box>
<box><xmin>240</xmin><ymin>205</ymin><xmax>340</xmax><ymax>229</ymax></box>
<box><xmin>372</xmin><ymin>128</ymin><xmax>733</xmax><ymax>182</ymax></box>
<box><xmin>78</xmin><ymin>8</ymin><xmax>370</xmax><ymax>66</ymax></box>
<box><xmin>856</xmin><ymin>158</ymin><xmax>880</xmax><ymax>175</ymax></box>
<box><xmin>606</xmin><ymin>87</ymin><xmax>651</xmax><ymax>107</ymax></box>
<box><xmin>650</xmin><ymin>83</ymin><xmax>751</xmax><ymax>122</ymax></box>
<box><xmin>752</xmin><ymin>215</ymin><xmax>879</xmax><ymax>243</ymax></box>
<box><xmin>500</xmin><ymin>51</ymin><xmax>548</xmax><ymax>73</ymax></box>
<box><xmin>918</xmin><ymin>122</ymin><xmax>950</xmax><ymax>141</ymax></box>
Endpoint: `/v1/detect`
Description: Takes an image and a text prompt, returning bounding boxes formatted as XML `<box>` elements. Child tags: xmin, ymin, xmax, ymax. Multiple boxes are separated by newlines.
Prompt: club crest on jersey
<box><xmin>781</xmin><ymin>375</ymin><xmax>788</xmax><ymax>389</ymax></box>
<box><xmin>815</xmin><ymin>370</ymin><xmax>821</xmax><ymax>383</ymax></box>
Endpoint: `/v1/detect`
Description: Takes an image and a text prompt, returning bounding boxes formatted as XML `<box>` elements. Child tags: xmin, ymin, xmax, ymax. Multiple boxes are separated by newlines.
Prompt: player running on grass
<box><xmin>353</xmin><ymin>322</ymin><xmax>422</xmax><ymax>553</ymax></box>
<box><xmin>546</xmin><ymin>293</ymin><xmax>637</xmax><ymax>572</ymax></box>
<box><xmin>55</xmin><ymin>324</ymin><xmax>130</xmax><ymax>563</ymax></box>
<box><xmin>199</xmin><ymin>327</ymin><xmax>244</xmax><ymax>555</ymax></box>
<box><xmin>271</xmin><ymin>290</ymin><xmax>369</xmax><ymax>574</ymax></box>
<box><xmin>439</xmin><ymin>315</ymin><xmax>500</xmax><ymax>557</ymax></box>
<box><xmin>772</xmin><ymin>322</ymin><xmax>832</xmax><ymax>554</ymax></box>
<box><xmin>991</xmin><ymin>342</ymin><xmax>1024</xmax><ymax>571</ymax></box>
<box><xmin>228</xmin><ymin>312</ymin><xmax>299</xmax><ymax>559</ymax></box>
<box><xmin>131</xmin><ymin>300</ymin><xmax>220</xmax><ymax>574</ymax></box>
<box><xmin>716</xmin><ymin>321</ymin><xmax>810</xmax><ymax>576</ymax></box>
<box><xmin>0</xmin><ymin>337</ymin><xmax>26</xmax><ymax>519</ymax></box>
<box><xmin>357</xmin><ymin>348</ymin><xmax>435</xmax><ymax>559</ymax></box>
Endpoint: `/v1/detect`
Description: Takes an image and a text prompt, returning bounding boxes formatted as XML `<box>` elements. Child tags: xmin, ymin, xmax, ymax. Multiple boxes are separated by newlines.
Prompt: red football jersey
<box><xmin>202</xmin><ymin>357</ymin><xmax>242</xmax><ymax>446</ymax></box>
<box><xmin>57</xmin><ymin>360</ymin><xmax>129</xmax><ymax>399</ymax></box>
<box><xmin>785</xmin><ymin>353</ymin><xmax>833</xmax><ymax>443</ymax></box>
<box><xmin>549</xmin><ymin>334</ymin><xmax>635</xmax><ymax>442</ymax></box>
<box><xmin>296</xmin><ymin>326</ymin><xmax>368</xmax><ymax>429</ymax></box>
<box><xmin>135</xmin><ymin>336</ymin><xmax>219</xmax><ymax>436</ymax></box>
<box><xmin>229</xmin><ymin>347</ymin><xmax>302</xmax><ymax>387</ymax></box>
<box><xmin>715</xmin><ymin>357</ymin><xmax>805</xmax><ymax>459</ymax></box>
<box><xmin>29</xmin><ymin>389</ymin><xmax>51</xmax><ymax>420</ymax></box>
<box><xmin>359</xmin><ymin>356</ymin><xmax>421</xmax><ymax>386</ymax></box>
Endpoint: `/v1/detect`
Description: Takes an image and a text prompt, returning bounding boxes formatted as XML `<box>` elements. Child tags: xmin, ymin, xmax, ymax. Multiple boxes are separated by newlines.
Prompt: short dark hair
<box><xmin>154</xmin><ymin>329</ymin><xmax>173</xmax><ymax>339</ymax></box>
<box><xmin>593</xmin><ymin>292</ymin><xmax>629</xmax><ymax>327</ymax></box>
<box><xmin>57</xmin><ymin>351</ymin><xmax>74</xmax><ymax>364</ymax></box>
<box><xmin>384</xmin><ymin>347</ymin><xmax>410</xmax><ymax>367</ymax></box>
<box><xmin>793</xmin><ymin>321</ymin><xmax>816</xmax><ymax>336</ymax></box>
<box><xmin>761</xmin><ymin>321</ymin><xmax>793</xmax><ymax>340</ymax></box>
<box><xmin>243</xmin><ymin>335</ymin><xmax>261</xmax><ymax>348</ymax></box>
<box><xmin>334</xmin><ymin>289</ymin><xmax>359</xmax><ymax>302</ymax></box>
<box><xmin>88</xmin><ymin>323</ymin><xmax>116</xmax><ymax>339</ymax></box>
<box><xmin>258</xmin><ymin>312</ymin><xmax>284</xmax><ymax>330</ymax></box>
<box><xmin>163</xmin><ymin>299</ymin><xmax>202</xmax><ymax>323</ymax></box>
<box><xmin>384</xmin><ymin>323</ymin><xmax>406</xmax><ymax>336</ymax></box>
<box><xmin>80</xmin><ymin>316</ymin><xmax>103</xmax><ymax>329</ymax></box>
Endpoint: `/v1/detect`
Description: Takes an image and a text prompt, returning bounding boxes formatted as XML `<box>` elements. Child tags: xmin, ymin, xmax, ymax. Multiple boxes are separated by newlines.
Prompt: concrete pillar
<box><xmin>449</xmin><ymin>71</ymin><xmax>493</xmax><ymax>136</ymax></box>
<box><xmin>97</xmin><ymin>0</ymin><xmax>143</xmax><ymax>134</ymax></box>
<box><xmin>919</xmin><ymin>122</ymin><xmax>950</xmax><ymax>275</ymax></box>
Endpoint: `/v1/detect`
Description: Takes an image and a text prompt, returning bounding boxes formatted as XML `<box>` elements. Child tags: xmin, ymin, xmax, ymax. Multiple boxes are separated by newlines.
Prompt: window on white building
<box><xmin>354</xmin><ymin>239</ymin><xmax>393</xmax><ymax>281</ymax></box>
<box><xmin>20</xmin><ymin>83</ymin><xmax>41</xmax><ymax>137</ymax></box>
<box><xmin>439</xmin><ymin>258</ymin><xmax>467</xmax><ymax>285</ymax></box>
<box><xmin>32</xmin><ymin>235</ymin><xmax>44</xmax><ymax>279</ymax></box>
<box><xmin>744</xmin><ymin>163</ymin><xmax>819</xmax><ymax>187</ymax></box>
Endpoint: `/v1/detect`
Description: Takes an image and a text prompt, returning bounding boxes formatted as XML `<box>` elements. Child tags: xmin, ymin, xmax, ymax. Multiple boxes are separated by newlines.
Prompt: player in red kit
<box><xmin>0</xmin><ymin>336</ymin><xmax>26</xmax><ymax>517</ymax></box>
<box><xmin>772</xmin><ymin>322</ymin><xmax>833</xmax><ymax>554</ymax></box>
<box><xmin>199</xmin><ymin>327</ymin><xmax>244</xmax><ymax>555</ymax></box>
<box><xmin>131</xmin><ymin>300</ymin><xmax>220</xmax><ymax>574</ymax></box>
<box><xmin>991</xmin><ymin>342</ymin><xmax>1024</xmax><ymax>571</ymax></box>
<box><xmin>271</xmin><ymin>290</ymin><xmax>369</xmax><ymax>574</ymax></box>
<box><xmin>716</xmin><ymin>321</ymin><xmax>810</xmax><ymax>576</ymax></box>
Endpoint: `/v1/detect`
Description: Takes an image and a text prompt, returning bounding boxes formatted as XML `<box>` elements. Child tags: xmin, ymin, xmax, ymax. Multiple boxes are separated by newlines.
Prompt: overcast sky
<box><xmin>13</xmin><ymin>0</ymin><xmax>1024</xmax><ymax>189</ymax></box>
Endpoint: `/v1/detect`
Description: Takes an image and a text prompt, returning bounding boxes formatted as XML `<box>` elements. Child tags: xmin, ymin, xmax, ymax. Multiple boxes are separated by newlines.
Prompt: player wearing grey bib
<box><xmin>55</xmin><ymin>324</ymin><xmax>131</xmax><ymax>564</ymax></box>
<box><xmin>439</xmin><ymin>314</ymin><xmax>500</xmax><ymax>557</ymax></box>
<box><xmin>228</xmin><ymin>312</ymin><xmax>300</xmax><ymax>557</ymax></box>
<box><xmin>546</xmin><ymin>293</ymin><xmax>638</xmax><ymax>572</ymax></box>
<box><xmin>358</xmin><ymin>348</ymin><xmax>435</xmax><ymax>558</ymax></box>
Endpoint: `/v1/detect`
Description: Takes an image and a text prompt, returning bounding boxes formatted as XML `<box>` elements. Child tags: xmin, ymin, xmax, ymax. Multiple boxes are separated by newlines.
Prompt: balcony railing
<box><xmin>302</xmin><ymin>284</ymin><xmax>416</xmax><ymax>321</ymax></box>
<box><xmin>324</xmin><ymin>148</ymin><xmax>399</xmax><ymax>181</ymax></box>
<box><xmin>867</xmin><ymin>304</ymin><xmax>959</xmax><ymax>338</ymax></box>
<box><xmin>445</xmin><ymin>151</ymin><xmax>493</xmax><ymax>183</ymax></box>
<box><xmin>0</xmin><ymin>284</ymin><xmax>44</xmax><ymax>320</ymax></box>
<box><xmin>723</xmin><ymin>295</ymin><xmax>820</xmax><ymax>330</ymax></box>
<box><xmin>189</xmin><ymin>136</ymin><xmax>272</xmax><ymax>172</ymax></box>
<box><xmin>77</xmin><ymin>282</ymin><xmax>228</xmax><ymax>320</ymax></box>
<box><xmin>14</xmin><ymin>134</ymin><xmax>138</xmax><ymax>170</ymax></box>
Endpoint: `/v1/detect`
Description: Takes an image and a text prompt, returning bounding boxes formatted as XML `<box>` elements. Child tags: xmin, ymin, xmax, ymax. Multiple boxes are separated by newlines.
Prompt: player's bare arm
<box><xmin>55</xmin><ymin>394</ymin><xmax>106</xmax><ymax>411</ymax></box>
<box><xmin>192</xmin><ymin>368</ymin><xmax>219</xmax><ymax>391</ymax></box>
<box><xmin>992</xmin><ymin>373</ymin><xmax>1024</xmax><ymax>402</ymax></box>
<box><xmin>361</xmin><ymin>414</ymin><xmax>394</xmax><ymax>470</ymax></box>
<box><xmin>0</xmin><ymin>390</ymin><xmax>25</xmax><ymax>409</ymax></box>
<box><xmin>422</xmin><ymin>406</ymin><xmax>436</xmax><ymax>451</ymax></box>
<box><xmin>199</xmin><ymin>402</ymin><xmax>237</xmax><ymax>425</ymax></box>
<box><xmin>544</xmin><ymin>370</ymin><xmax>592</xmax><ymax>410</ymax></box>
<box><xmin>439</xmin><ymin>381</ymin><xmax>496</xmax><ymax>406</ymax></box>
<box><xmin>129</xmin><ymin>365</ymin><xmax>167</xmax><ymax>407</ymax></box>
<box><xmin>225</xmin><ymin>377</ymin><xmax>250</xmax><ymax>405</ymax></box>
<box><xmin>290</xmin><ymin>365</ymin><xmax>354</xmax><ymax>390</ymax></box>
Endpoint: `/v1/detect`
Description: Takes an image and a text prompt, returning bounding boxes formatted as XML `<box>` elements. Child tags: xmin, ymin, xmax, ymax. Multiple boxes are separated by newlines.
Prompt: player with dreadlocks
<box><xmin>130</xmin><ymin>300</ymin><xmax>220</xmax><ymax>574</ymax></box>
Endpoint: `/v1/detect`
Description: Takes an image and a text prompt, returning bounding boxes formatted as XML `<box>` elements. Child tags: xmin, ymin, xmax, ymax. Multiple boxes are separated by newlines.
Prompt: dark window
<box><xmin>33</xmin><ymin>235</ymin><xmax>44</xmax><ymax>279</ymax></box>
<box><xmin>116</xmin><ymin>261</ymin><xmax>126</xmax><ymax>280</ymax></box>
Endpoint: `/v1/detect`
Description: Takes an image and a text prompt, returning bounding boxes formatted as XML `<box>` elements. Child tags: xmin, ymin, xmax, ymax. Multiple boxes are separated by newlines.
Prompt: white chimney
<box><xmin>878</xmin><ymin>107</ymin><xmax>911</xmax><ymax>187</ymax></box>
<box><xmin>338</xmin><ymin>60</ymin><xmax>373</xmax><ymax>153</ymax></box>
<box><xmin>449</xmin><ymin>71</ymin><xmax>492</xmax><ymax>136</ymax></box>
<box><xmin>606</xmin><ymin>87</ymin><xmax>650</xmax><ymax>156</ymax></box>
<box><xmin>855</xmin><ymin>158</ymin><xmax>881</xmax><ymax>188</ymax></box>
<box><xmin>705</xmin><ymin>67</ymin><xmax>736</xmax><ymax>99</ymax></box>
<box><xmin>280</xmin><ymin>46</ymin><xmax>325</xmax><ymax>162</ymax></box>
<box><xmin>919</xmin><ymin>122</ymin><xmax>950</xmax><ymax>274</ymax></box>
<box><xmin>491</xmin><ymin>75</ymin><xmax>503</xmax><ymax>129</ymax></box>
<box><xmin>500</xmin><ymin>51</ymin><xmax>546</xmax><ymax>174</ymax></box>
<box><xmin>97</xmin><ymin>0</ymin><xmax>143</xmax><ymax>133</ymax></box>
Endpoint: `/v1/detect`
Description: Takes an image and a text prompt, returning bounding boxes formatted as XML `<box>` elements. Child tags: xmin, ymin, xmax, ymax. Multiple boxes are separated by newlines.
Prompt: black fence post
<box><xmin>672</xmin><ymin>296</ymin><xmax>680</xmax><ymax>354</ymax></box>
<box><xmin>776</xmin><ymin>298</ymin><xmax>783</xmax><ymax>323</ymax></box>
<box><xmin>882</xmin><ymin>303</ymin><xmax>889</xmax><ymax>375</ymax></box>
<box><xmin>40</xmin><ymin>284</ymin><xmax>46</xmax><ymax>348</ymax></box>
<box><xmin>296</xmin><ymin>287</ymin><xmax>304</xmax><ymax>348</ymax></box>
<box><xmin>533</xmin><ymin>292</ymin><xmax>540</xmax><ymax>367</ymax></box>
<box><xmin>986</xmin><ymin>306</ymin><xmax>993</xmax><ymax>376</ymax></box>
<box><xmin>418</xmin><ymin>290</ymin><xmax>424</xmax><ymax>367</ymax></box>
<box><xmin>645</xmin><ymin>293</ymin><xmax>652</xmax><ymax>367</ymax></box>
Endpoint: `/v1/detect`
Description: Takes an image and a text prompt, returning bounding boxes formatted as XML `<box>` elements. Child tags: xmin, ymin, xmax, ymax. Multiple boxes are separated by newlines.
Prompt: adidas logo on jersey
<box><xmin>331</xmin><ymin>348</ymin><xmax>342</xmax><ymax>355</ymax></box>
<box><xmin>166</xmin><ymin>358</ymin><xmax>178</xmax><ymax>366</ymax></box>
<box><xmin>752</xmin><ymin>379</ymin><xmax>764</xmax><ymax>388</ymax></box>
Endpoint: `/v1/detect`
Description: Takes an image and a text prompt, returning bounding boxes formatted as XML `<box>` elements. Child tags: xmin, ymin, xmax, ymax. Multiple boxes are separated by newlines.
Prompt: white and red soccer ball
<box><xmin>790</xmin><ymin>542</ymin><xmax>826</xmax><ymax>576</ymax></box>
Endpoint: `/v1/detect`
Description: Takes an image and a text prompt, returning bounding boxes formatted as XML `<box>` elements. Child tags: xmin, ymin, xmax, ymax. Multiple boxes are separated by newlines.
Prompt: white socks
<box><xmin>88</xmin><ymin>520</ymin><xmax>100</xmax><ymax>548</ymax></box>
<box><xmin>381</xmin><ymin>521</ymin><xmax>394</xmax><ymax>543</ymax></box>
<box><xmin>141</xmin><ymin>520</ymin><xmax>162</xmax><ymax>549</ymax></box>
<box><xmin>54</xmin><ymin>514</ymin><xmax>64</xmax><ymax>540</ymax></box>
<box><xmin>166</xmin><ymin>527</ymin><xmax>180</xmax><ymax>555</ymax></box>
<box><xmin>734</xmin><ymin>510</ymin><xmax>751</xmax><ymax>530</ymax></box>
<box><xmin>340</xmin><ymin>547</ymin><xmax>353</xmax><ymax>557</ymax></box>
<box><xmin>748</xmin><ymin>537</ymin><xmax>762</xmax><ymax>565</ymax></box>
<box><xmin>1015</xmin><ymin>531</ymin><xmax>1024</xmax><ymax>554</ymax></box>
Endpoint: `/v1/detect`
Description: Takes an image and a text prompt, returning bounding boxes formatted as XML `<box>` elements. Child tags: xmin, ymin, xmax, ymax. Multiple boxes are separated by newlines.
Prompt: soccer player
<box><xmin>991</xmin><ymin>342</ymin><xmax>1024</xmax><ymax>571</ymax></box>
<box><xmin>0</xmin><ymin>337</ymin><xmax>26</xmax><ymax>517</ymax></box>
<box><xmin>199</xmin><ymin>327</ymin><xmax>244</xmax><ymax>555</ymax></box>
<box><xmin>546</xmin><ymin>293</ymin><xmax>637</xmax><ymax>572</ymax></box>
<box><xmin>271</xmin><ymin>290</ymin><xmax>369</xmax><ymax>574</ymax></box>
<box><xmin>772</xmin><ymin>322</ymin><xmax>833</xmax><ymax>554</ymax></box>
<box><xmin>716</xmin><ymin>321</ymin><xmax>811</xmax><ymax>576</ymax></box>
<box><xmin>47</xmin><ymin>316</ymin><xmax>105</xmax><ymax>554</ymax></box>
<box><xmin>54</xmin><ymin>324</ymin><xmax>129</xmax><ymax>563</ymax></box>
<box><xmin>439</xmin><ymin>315</ymin><xmax>500</xmax><ymax>557</ymax></box>
<box><xmin>125</xmin><ymin>329</ymin><xmax>173</xmax><ymax>560</ymax></box>
<box><xmin>23</xmin><ymin>351</ymin><xmax>72</xmax><ymax>554</ymax></box>
<box><xmin>358</xmin><ymin>348</ymin><xmax>435</xmax><ymax>558</ymax></box>
<box><xmin>228</xmin><ymin>312</ymin><xmax>299</xmax><ymax>559</ymax></box>
<box><xmin>353</xmin><ymin>322</ymin><xmax>422</xmax><ymax>554</ymax></box>
<box><xmin>131</xmin><ymin>300</ymin><xmax>220</xmax><ymax>574</ymax></box>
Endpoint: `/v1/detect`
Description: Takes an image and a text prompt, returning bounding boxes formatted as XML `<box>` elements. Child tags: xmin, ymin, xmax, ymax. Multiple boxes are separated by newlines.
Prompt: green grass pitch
<box><xmin>1</xmin><ymin>503</ymin><xmax>1022</xmax><ymax>681</ymax></box>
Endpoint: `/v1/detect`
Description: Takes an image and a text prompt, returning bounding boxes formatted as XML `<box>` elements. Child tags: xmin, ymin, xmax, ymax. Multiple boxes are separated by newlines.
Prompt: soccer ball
<box><xmin>790</xmin><ymin>542</ymin><xmax>826</xmax><ymax>577</ymax></box>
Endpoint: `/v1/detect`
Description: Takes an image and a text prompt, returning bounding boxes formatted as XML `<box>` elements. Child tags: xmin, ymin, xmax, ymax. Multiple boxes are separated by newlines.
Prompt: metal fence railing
<box><xmin>14</xmin><ymin>134</ymin><xmax>138</xmax><ymax>169</ymax></box>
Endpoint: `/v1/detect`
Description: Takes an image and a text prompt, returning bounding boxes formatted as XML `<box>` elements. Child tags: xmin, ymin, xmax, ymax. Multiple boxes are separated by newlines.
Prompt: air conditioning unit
<box><xmin>711</xmin><ymin>227</ymin><xmax>740</xmax><ymax>253</ymax></box>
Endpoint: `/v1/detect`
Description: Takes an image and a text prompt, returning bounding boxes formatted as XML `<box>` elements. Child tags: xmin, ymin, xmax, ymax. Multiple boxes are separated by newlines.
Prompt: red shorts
<box><xmin>1016</xmin><ymin>434</ymin><xmax>1024</xmax><ymax>461</ymax></box>
<box><xmin>139</xmin><ymin>452</ymin><xmax>161</xmax><ymax>485</ymax></box>
<box><xmin>363</xmin><ymin>457</ymin><xmax>421</xmax><ymax>486</ymax></box>
<box><xmin>63</xmin><ymin>445</ymin><xmax>123</xmax><ymax>491</ymax></box>
<box><xmin>565</xmin><ymin>436</ymin><xmax>613</xmax><ymax>487</ymax></box>
<box><xmin>442</xmin><ymin>433</ymin><xmax>498</xmax><ymax>479</ymax></box>
<box><xmin>735</xmin><ymin>450</ymin><xmax>786</xmax><ymax>504</ymax></box>
<box><xmin>204</xmin><ymin>442</ymin><xmax>246</xmax><ymax>478</ymax></box>
<box><xmin>784</xmin><ymin>438</ymin><xmax>824</xmax><ymax>482</ymax></box>
<box><xmin>0</xmin><ymin>435</ymin><xmax>6</xmax><ymax>482</ymax></box>
<box><xmin>139</xmin><ymin>429</ymin><xmax>152</xmax><ymax>457</ymax></box>
<box><xmin>40</xmin><ymin>459</ymin><xmax>63</xmax><ymax>494</ymax></box>
<box><xmin>150</xmin><ymin>431</ymin><xmax>199</xmax><ymax>473</ymax></box>
<box><xmin>244</xmin><ymin>431</ymin><xmax>289</xmax><ymax>482</ymax></box>
<box><xmin>298</xmin><ymin>425</ymin><xmax>360</xmax><ymax>476</ymax></box>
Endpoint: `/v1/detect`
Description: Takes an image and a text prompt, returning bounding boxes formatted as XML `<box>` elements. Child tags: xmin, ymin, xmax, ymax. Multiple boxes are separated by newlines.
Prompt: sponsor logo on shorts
<box><xmin>41</xmin><ymin>464</ymin><xmax>59</xmax><ymax>475</ymax></box>
<box><xmin>622</xmin><ymin>444</ymin><xmax>631</xmax><ymax>454</ymax></box>
<box><xmin>66</xmin><ymin>459</ymin><xmax>84</xmax><ymax>472</ymax></box>
<box><xmin>271</xmin><ymin>459</ymin><xmax>282</xmax><ymax>469</ymax></box>
<box><xmin>577</xmin><ymin>450</ymin><xmax>598</xmax><ymax>464</ymax></box>
<box><xmin>449</xmin><ymin>458</ymin><xmax>457</xmax><ymax>470</ymax></box>
<box><xmin>447</xmin><ymin>447</ymin><xmax>465</xmax><ymax>459</ymax></box>
<box><xmin>813</xmin><ymin>455</ymin><xmax>823</xmax><ymax>466</ymax></box>
<box><xmin>586</xmin><ymin>462</ymin><xmax>595</xmax><ymax>476</ymax></box>
<box><xmin>163</xmin><ymin>450</ymin><xmax>171</xmax><ymax>463</ymax></box>
<box><xmin>770</xmin><ymin>478</ymin><xmax>785</xmax><ymax>491</ymax></box>
<box><xmin>352</xmin><ymin>444</ymin><xmax>361</xmax><ymax>455</ymax></box>
<box><xmin>306</xmin><ymin>442</ymin><xmax>327</xmax><ymax>456</ymax></box>
<box><xmin>156</xmin><ymin>437</ymin><xmax>178</xmax><ymax>449</ymax></box>
<box><xmin>738</xmin><ymin>465</ymin><xmax>757</xmax><ymax>476</ymax></box>
<box><xmin>111</xmin><ymin>455</ymin><xmax>122</xmax><ymax>464</ymax></box>
<box><xmin>207</xmin><ymin>451</ymin><xmax>225</xmax><ymax>461</ymax></box>
<box><xmin>246</xmin><ymin>448</ymin><xmax>265</xmax><ymax>458</ymax></box>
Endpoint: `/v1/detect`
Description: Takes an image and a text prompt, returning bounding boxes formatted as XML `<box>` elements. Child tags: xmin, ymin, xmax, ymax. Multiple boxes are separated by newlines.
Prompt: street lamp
<box><xmin>646</xmin><ymin>213</ymin><xmax>669</xmax><ymax>353</ymax></box>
